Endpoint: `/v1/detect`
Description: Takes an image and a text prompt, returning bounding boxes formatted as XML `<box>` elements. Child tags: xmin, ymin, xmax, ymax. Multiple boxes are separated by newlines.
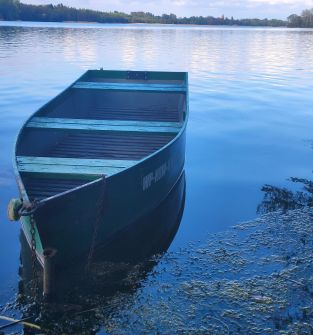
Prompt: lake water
<box><xmin>1</xmin><ymin>22</ymin><xmax>313</xmax><ymax>334</ymax></box>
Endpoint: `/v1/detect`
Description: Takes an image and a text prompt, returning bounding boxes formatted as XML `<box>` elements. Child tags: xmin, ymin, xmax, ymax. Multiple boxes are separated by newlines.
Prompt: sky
<box><xmin>21</xmin><ymin>0</ymin><xmax>313</xmax><ymax>19</ymax></box>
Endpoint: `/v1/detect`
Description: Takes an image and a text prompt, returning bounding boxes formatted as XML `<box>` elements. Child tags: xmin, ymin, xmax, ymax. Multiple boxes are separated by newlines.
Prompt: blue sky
<box><xmin>22</xmin><ymin>0</ymin><xmax>313</xmax><ymax>19</ymax></box>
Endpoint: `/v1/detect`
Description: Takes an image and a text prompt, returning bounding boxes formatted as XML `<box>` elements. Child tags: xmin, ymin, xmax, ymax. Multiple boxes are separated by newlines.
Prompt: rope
<box><xmin>0</xmin><ymin>315</ymin><xmax>40</xmax><ymax>331</ymax></box>
<box><xmin>86</xmin><ymin>176</ymin><xmax>106</xmax><ymax>272</ymax></box>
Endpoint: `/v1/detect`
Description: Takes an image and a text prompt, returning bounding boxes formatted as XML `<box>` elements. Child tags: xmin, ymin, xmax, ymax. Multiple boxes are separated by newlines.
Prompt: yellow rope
<box><xmin>0</xmin><ymin>315</ymin><xmax>41</xmax><ymax>330</ymax></box>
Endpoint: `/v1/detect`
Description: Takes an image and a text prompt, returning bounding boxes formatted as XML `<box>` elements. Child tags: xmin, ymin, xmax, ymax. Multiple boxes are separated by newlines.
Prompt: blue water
<box><xmin>1</xmin><ymin>21</ymin><xmax>313</xmax><ymax>333</ymax></box>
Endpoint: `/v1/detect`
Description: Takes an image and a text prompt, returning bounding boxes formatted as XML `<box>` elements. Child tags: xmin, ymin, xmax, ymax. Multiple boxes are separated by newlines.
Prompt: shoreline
<box><xmin>0</xmin><ymin>20</ymin><xmax>292</xmax><ymax>29</ymax></box>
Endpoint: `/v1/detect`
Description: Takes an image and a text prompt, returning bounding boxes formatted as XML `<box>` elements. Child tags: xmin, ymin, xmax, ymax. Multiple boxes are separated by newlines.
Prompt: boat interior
<box><xmin>16</xmin><ymin>71</ymin><xmax>187</xmax><ymax>201</ymax></box>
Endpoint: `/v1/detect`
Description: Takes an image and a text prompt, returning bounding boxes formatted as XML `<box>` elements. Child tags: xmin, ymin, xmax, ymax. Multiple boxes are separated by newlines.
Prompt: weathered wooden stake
<box><xmin>43</xmin><ymin>248</ymin><xmax>57</xmax><ymax>301</ymax></box>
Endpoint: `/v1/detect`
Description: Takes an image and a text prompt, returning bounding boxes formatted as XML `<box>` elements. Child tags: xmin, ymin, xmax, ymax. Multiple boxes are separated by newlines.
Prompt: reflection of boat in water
<box><xmin>19</xmin><ymin>171</ymin><xmax>185</xmax><ymax>306</ymax></box>
<box><xmin>9</xmin><ymin>70</ymin><xmax>188</xmax><ymax>276</ymax></box>
<box><xmin>19</xmin><ymin>173</ymin><xmax>186</xmax><ymax>334</ymax></box>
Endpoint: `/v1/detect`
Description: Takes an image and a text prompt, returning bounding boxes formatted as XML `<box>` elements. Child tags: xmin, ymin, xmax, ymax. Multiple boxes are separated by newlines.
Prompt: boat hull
<box><xmin>20</xmin><ymin>126</ymin><xmax>186</xmax><ymax>268</ymax></box>
<box><xmin>13</xmin><ymin>70</ymin><xmax>189</xmax><ymax>270</ymax></box>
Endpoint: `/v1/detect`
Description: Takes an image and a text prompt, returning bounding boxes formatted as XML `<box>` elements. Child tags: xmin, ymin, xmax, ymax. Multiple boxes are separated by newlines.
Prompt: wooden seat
<box><xmin>73</xmin><ymin>81</ymin><xmax>186</xmax><ymax>93</ymax></box>
<box><xmin>27</xmin><ymin>117</ymin><xmax>182</xmax><ymax>134</ymax></box>
<box><xmin>17</xmin><ymin>156</ymin><xmax>137</xmax><ymax>177</ymax></box>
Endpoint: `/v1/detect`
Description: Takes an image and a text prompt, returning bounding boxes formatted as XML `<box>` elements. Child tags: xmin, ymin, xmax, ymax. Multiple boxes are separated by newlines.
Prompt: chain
<box><xmin>30</xmin><ymin>214</ymin><xmax>39</xmax><ymax>295</ymax></box>
<box><xmin>86</xmin><ymin>176</ymin><xmax>106</xmax><ymax>272</ymax></box>
<box><xmin>18</xmin><ymin>200</ymin><xmax>39</xmax><ymax>296</ymax></box>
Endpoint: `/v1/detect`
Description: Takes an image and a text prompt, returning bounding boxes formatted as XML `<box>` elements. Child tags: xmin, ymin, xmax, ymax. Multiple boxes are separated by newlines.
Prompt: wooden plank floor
<box><xmin>22</xmin><ymin>177</ymin><xmax>89</xmax><ymax>200</ymax></box>
<box><xmin>89</xmin><ymin>106</ymin><xmax>180</xmax><ymax>122</ymax></box>
<box><xmin>48</xmin><ymin>132</ymin><xmax>175</xmax><ymax>160</ymax></box>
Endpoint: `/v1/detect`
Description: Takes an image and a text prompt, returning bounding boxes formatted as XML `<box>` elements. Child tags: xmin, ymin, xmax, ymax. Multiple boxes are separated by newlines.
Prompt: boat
<box><xmin>8</xmin><ymin>69</ymin><xmax>188</xmax><ymax>274</ymax></box>
<box><xmin>19</xmin><ymin>171</ymin><xmax>186</xmax><ymax>304</ymax></box>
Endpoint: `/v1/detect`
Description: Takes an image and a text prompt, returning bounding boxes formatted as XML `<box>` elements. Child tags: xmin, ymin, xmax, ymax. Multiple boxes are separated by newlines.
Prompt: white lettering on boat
<box><xmin>142</xmin><ymin>162</ymin><xmax>169</xmax><ymax>191</ymax></box>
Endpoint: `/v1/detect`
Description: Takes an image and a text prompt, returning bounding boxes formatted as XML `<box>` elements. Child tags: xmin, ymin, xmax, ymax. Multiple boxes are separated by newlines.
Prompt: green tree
<box><xmin>0</xmin><ymin>0</ymin><xmax>19</xmax><ymax>20</ymax></box>
<box><xmin>301</xmin><ymin>8</ymin><xmax>313</xmax><ymax>27</ymax></box>
<box><xmin>0</xmin><ymin>0</ymin><xmax>289</xmax><ymax>27</ymax></box>
<box><xmin>287</xmin><ymin>14</ymin><xmax>302</xmax><ymax>27</ymax></box>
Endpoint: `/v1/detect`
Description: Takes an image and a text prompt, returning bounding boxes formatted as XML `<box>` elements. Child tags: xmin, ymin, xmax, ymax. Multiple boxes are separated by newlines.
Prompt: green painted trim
<box><xmin>82</xmin><ymin>70</ymin><xmax>187</xmax><ymax>82</ymax></box>
<box><xmin>17</xmin><ymin>156</ymin><xmax>137</xmax><ymax>167</ymax></box>
<box><xmin>21</xmin><ymin>172</ymin><xmax>97</xmax><ymax>182</ymax></box>
<box><xmin>27</xmin><ymin>117</ymin><xmax>181</xmax><ymax>133</ymax></box>
<box><xmin>17</xmin><ymin>156</ymin><xmax>137</xmax><ymax>176</ymax></box>
<box><xmin>29</xmin><ymin>117</ymin><xmax>182</xmax><ymax>128</ymax></box>
<box><xmin>22</xmin><ymin>216</ymin><xmax>44</xmax><ymax>255</ymax></box>
<box><xmin>73</xmin><ymin>81</ymin><xmax>186</xmax><ymax>93</ymax></box>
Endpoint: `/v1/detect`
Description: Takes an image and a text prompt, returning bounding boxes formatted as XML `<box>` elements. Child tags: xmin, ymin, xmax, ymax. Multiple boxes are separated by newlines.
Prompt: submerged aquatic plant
<box><xmin>5</xmin><ymin>206</ymin><xmax>312</xmax><ymax>334</ymax></box>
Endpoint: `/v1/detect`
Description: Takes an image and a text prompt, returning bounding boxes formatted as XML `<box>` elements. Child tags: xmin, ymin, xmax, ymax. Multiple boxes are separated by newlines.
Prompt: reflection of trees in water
<box><xmin>258</xmin><ymin>177</ymin><xmax>313</xmax><ymax>214</ymax></box>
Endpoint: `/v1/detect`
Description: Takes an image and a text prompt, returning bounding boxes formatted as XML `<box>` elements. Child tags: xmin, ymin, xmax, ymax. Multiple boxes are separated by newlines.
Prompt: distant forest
<box><xmin>0</xmin><ymin>0</ymin><xmax>313</xmax><ymax>28</ymax></box>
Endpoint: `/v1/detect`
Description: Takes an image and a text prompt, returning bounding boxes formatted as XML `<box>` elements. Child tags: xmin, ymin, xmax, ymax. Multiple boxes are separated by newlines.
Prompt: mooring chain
<box><xmin>86</xmin><ymin>176</ymin><xmax>106</xmax><ymax>272</ymax></box>
<box><xmin>29</xmin><ymin>213</ymin><xmax>39</xmax><ymax>295</ymax></box>
<box><xmin>18</xmin><ymin>200</ymin><xmax>39</xmax><ymax>295</ymax></box>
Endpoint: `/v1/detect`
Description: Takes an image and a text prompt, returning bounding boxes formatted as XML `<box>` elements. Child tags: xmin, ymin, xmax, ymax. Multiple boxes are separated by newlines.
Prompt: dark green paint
<box><xmin>13</xmin><ymin>70</ymin><xmax>188</xmax><ymax>268</ymax></box>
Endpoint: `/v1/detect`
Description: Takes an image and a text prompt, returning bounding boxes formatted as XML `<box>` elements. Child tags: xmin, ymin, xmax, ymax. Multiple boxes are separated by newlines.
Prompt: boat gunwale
<box><xmin>13</xmin><ymin>70</ymin><xmax>189</xmax><ymax>204</ymax></box>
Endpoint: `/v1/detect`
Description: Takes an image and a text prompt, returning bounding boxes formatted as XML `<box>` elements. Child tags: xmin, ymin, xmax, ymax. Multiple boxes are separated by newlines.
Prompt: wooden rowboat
<box><xmin>19</xmin><ymin>171</ymin><xmax>186</xmax><ymax>302</ymax></box>
<box><xmin>8</xmin><ymin>70</ymin><xmax>188</xmax><ymax>273</ymax></box>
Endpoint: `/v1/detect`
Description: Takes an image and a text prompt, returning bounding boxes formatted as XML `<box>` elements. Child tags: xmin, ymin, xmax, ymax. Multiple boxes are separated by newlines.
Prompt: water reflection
<box><xmin>17</xmin><ymin>172</ymin><xmax>185</xmax><ymax>334</ymax></box>
<box><xmin>62</xmin><ymin>29</ymin><xmax>99</xmax><ymax>66</ymax></box>
<box><xmin>2</xmin><ymin>22</ymin><xmax>313</xmax><ymax>332</ymax></box>
<box><xmin>258</xmin><ymin>177</ymin><xmax>313</xmax><ymax>213</ymax></box>
<box><xmin>2</xmin><ymin>24</ymin><xmax>313</xmax><ymax>77</ymax></box>
<box><xmin>258</xmin><ymin>144</ymin><xmax>313</xmax><ymax>214</ymax></box>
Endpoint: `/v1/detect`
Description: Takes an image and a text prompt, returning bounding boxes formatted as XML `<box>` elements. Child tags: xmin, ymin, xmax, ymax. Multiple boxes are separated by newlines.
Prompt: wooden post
<box><xmin>43</xmin><ymin>248</ymin><xmax>57</xmax><ymax>301</ymax></box>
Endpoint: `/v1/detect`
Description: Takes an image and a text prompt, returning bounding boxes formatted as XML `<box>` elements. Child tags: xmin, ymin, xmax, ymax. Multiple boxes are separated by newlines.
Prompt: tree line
<box><xmin>0</xmin><ymin>0</ymin><xmax>311</xmax><ymax>27</ymax></box>
<box><xmin>288</xmin><ymin>9</ymin><xmax>313</xmax><ymax>28</ymax></box>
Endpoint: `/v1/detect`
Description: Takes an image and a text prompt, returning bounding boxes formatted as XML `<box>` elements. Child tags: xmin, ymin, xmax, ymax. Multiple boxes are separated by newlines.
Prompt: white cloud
<box><xmin>21</xmin><ymin>0</ymin><xmax>313</xmax><ymax>19</ymax></box>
